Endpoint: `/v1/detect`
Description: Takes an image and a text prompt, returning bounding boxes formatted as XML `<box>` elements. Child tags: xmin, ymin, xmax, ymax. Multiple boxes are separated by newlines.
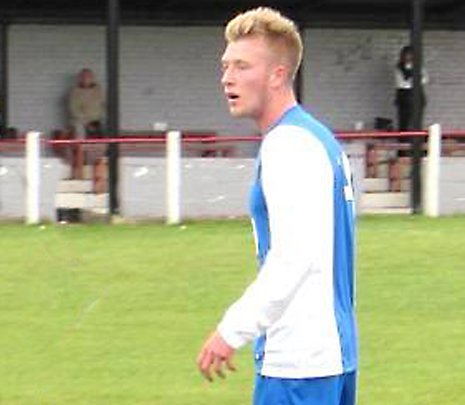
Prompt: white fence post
<box><xmin>166</xmin><ymin>130</ymin><xmax>181</xmax><ymax>225</ymax></box>
<box><xmin>26</xmin><ymin>131</ymin><xmax>41</xmax><ymax>225</ymax></box>
<box><xmin>424</xmin><ymin>124</ymin><xmax>441</xmax><ymax>218</ymax></box>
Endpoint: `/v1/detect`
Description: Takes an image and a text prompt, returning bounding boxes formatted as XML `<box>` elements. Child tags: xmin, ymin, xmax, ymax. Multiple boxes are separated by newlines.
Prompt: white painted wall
<box><xmin>6</xmin><ymin>25</ymin><xmax>465</xmax><ymax>137</ymax></box>
<box><xmin>303</xmin><ymin>29</ymin><xmax>465</xmax><ymax>131</ymax></box>
<box><xmin>7</xmin><ymin>25</ymin><xmax>253</xmax><ymax>138</ymax></box>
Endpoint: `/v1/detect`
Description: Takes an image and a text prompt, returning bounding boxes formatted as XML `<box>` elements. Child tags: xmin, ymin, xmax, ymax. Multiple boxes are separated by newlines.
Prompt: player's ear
<box><xmin>269</xmin><ymin>64</ymin><xmax>289</xmax><ymax>89</ymax></box>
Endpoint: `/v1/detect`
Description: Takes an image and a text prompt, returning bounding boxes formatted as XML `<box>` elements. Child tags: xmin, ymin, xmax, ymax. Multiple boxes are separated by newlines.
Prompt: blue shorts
<box><xmin>253</xmin><ymin>372</ymin><xmax>357</xmax><ymax>405</ymax></box>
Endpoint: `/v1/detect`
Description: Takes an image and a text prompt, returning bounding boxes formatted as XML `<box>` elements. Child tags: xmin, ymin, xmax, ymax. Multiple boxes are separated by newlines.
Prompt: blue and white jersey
<box><xmin>218</xmin><ymin>104</ymin><xmax>357</xmax><ymax>379</ymax></box>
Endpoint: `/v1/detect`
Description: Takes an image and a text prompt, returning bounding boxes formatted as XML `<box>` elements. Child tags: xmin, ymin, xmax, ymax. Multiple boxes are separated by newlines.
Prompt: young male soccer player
<box><xmin>197</xmin><ymin>7</ymin><xmax>358</xmax><ymax>405</ymax></box>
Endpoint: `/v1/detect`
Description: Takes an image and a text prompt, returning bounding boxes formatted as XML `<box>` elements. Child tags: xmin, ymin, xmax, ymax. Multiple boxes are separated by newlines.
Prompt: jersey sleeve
<box><xmin>217</xmin><ymin>126</ymin><xmax>334</xmax><ymax>349</ymax></box>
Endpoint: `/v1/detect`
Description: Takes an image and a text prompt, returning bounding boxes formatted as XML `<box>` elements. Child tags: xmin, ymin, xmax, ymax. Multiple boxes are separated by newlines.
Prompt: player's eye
<box><xmin>221</xmin><ymin>62</ymin><xmax>233</xmax><ymax>75</ymax></box>
<box><xmin>236</xmin><ymin>61</ymin><xmax>250</xmax><ymax>70</ymax></box>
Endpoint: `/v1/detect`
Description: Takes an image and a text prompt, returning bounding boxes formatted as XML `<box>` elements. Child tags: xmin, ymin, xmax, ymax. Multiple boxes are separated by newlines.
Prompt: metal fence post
<box><xmin>26</xmin><ymin>131</ymin><xmax>41</xmax><ymax>224</ymax></box>
<box><xmin>166</xmin><ymin>131</ymin><xmax>181</xmax><ymax>225</ymax></box>
<box><xmin>424</xmin><ymin>124</ymin><xmax>441</xmax><ymax>217</ymax></box>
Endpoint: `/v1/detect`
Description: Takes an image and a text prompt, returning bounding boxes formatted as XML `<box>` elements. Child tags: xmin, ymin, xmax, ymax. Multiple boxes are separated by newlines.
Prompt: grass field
<box><xmin>0</xmin><ymin>216</ymin><xmax>464</xmax><ymax>405</ymax></box>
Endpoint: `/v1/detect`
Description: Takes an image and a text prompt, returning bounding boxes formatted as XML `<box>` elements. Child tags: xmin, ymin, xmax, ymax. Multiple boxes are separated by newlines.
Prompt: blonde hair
<box><xmin>225</xmin><ymin>7</ymin><xmax>303</xmax><ymax>81</ymax></box>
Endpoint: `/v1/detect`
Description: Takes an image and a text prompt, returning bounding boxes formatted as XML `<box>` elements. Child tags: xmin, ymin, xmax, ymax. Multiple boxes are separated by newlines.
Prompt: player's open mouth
<box><xmin>227</xmin><ymin>93</ymin><xmax>239</xmax><ymax>102</ymax></box>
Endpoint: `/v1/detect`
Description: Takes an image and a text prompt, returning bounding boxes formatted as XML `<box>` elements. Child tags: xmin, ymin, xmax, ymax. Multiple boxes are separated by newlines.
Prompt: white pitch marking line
<box><xmin>74</xmin><ymin>296</ymin><xmax>102</xmax><ymax>329</ymax></box>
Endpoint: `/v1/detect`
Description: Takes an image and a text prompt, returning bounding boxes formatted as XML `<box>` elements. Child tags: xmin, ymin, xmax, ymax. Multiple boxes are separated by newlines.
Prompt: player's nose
<box><xmin>221</xmin><ymin>66</ymin><xmax>234</xmax><ymax>87</ymax></box>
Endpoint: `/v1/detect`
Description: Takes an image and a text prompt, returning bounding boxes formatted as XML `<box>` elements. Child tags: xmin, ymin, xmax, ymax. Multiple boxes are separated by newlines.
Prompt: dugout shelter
<box><xmin>0</xmin><ymin>1</ymin><xmax>464</xmax><ymax>219</ymax></box>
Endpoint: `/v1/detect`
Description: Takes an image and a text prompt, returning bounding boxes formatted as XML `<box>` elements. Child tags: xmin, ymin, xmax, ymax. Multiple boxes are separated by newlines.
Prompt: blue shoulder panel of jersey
<box><xmin>281</xmin><ymin>105</ymin><xmax>358</xmax><ymax>372</ymax></box>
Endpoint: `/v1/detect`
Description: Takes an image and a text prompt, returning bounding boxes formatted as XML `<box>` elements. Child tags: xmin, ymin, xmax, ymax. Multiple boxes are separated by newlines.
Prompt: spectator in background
<box><xmin>66</xmin><ymin>68</ymin><xmax>105</xmax><ymax>178</ymax></box>
<box><xmin>394</xmin><ymin>45</ymin><xmax>429</xmax><ymax>131</ymax></box>
<box><xmin>69</xmin><ymin>68</ymin><xmax>105</xmax><ymax>139</ymax></box>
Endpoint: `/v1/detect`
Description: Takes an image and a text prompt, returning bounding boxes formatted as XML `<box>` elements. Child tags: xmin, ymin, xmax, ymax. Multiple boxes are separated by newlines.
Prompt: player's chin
<box><xmin>229</xmin><ymin>110</ymin><xmax>241</xmax><ymax>117</ymax></box>
<box><xmin>228</xmin><ymin>106</ymin><xmax>247</xmax><ymax>118</ymax></box>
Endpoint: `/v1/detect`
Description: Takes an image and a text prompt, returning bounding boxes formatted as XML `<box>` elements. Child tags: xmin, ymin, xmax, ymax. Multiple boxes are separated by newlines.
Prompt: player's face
<box><xmin>221</xmin><ymin>36</ymin><xmax>276</xmax><ymax>121</ymax></box>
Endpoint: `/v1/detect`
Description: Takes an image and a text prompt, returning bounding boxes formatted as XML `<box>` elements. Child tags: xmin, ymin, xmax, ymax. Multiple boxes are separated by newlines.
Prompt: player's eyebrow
<box><xmin>221</xmin><ymin>57</ymin><xmax>250</xmax><ymax>69</ymax></box>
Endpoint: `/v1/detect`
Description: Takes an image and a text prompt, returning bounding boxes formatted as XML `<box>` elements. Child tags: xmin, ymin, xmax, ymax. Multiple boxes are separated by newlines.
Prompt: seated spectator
<box><xmin>66</xmin><ymin>68</ymin><xmax>105</xmax><ymax>178</ymax></box>
<box><xmin>69</xmin><ymin>68</ymin><xmax>105</xmax><ymax>139</ymax></box>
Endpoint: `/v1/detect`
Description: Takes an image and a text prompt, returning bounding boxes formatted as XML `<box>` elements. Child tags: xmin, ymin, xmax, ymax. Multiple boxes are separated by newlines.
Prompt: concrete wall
<box><xmin>120</xmin><ymin>158</ymin><xmax>255</xmax><ymax>219</ymax></box>
<box><xmin>2</xmin><ymin>146</ymin><xmax>464</xmax><ymax>221</ymax></box>
<box><xmin>0</xmin><ymin>142</ymin><xmax>465</xmax><ymax>220</ymax></box>
<box><xmin>0</xmin><ymin>156</ymin><xmax>68</xmax><ymax>220</ymax></box>
<box><xmin>121</xmin><ymin>141</ymin><xmax>364</xmax><ymax>220</ymax></box>
<box><xmin>6</xmin><ymin>25</ymin><xmax>465</xmax><ymax>139</ymax></box>
<box><xmin>0</xmin><ymin>143</ymin><xmax>365</xmax><ymax>221</ymax></box>
<box><xmin>438</xmin><ymin>157</ymin><xmax>465</xmax><ymax>215</ymax></box>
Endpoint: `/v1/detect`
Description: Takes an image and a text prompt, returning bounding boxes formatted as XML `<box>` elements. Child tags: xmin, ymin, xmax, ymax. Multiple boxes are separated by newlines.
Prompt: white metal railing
<box><xmin>26</xmin><ymin>131</ymin><xmax>41</xmax><ymax>225</ymax></box>
<box><xmin>19</xmin><ymin>124</ymin><xmax>454</xmax><ymax>223</ymax></box>
<box><xmin>423</xmin><ymin>124</ymin><xmax>442</xmax><ymax>218</ymax></box>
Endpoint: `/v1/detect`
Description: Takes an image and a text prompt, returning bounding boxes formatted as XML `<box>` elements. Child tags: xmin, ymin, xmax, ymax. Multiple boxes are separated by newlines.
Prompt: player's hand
<box><xmin>197</xmin><ymin>330</ymin><xmax>236</xmax><ymax>382</ymax></box>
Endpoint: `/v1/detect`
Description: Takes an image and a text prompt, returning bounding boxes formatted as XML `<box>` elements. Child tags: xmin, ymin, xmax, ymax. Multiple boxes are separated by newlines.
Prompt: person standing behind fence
<box><xmin>394</xmin><ymin>45</ymin><xmax>429</xmax><ymax>131</ymax></box>
<box><xmin>69</xmin><ymin>68</ymin><xmax>105</xmax><ymax>139</ymax></box>
<box><xmin>197</xmin><ymin>7</ymin><xmax>358</xmax><ymax>405</ymax></box>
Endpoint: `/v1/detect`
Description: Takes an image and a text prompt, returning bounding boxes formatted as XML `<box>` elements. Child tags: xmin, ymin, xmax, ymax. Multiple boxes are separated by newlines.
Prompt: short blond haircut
<box><xmin>225</xmin><ymin>7</ymin><xmax>303</xmax><ymax>81</ymax></box>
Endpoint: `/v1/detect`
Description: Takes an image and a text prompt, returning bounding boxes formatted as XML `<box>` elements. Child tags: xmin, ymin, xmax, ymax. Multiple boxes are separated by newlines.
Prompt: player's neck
<box><xmin>257</xmin><ymin>89</ymin><xmax>297</xmax><ymax>134</ymax></box>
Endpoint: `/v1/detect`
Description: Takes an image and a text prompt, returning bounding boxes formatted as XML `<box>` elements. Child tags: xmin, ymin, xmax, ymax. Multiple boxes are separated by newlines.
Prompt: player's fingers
<box><xmin>225</xmin><ymin>356</ymin><xmax>236</xmax><ymax>372</ymax></box>
<box><xmin>197</xmin><ymin>349</ymin><xmax>214</xmax><ymax>382</ymax></box>
<box><xmin>214</xmin><ymin>356</ymin><xmax>225</xmax><ymax>379</ymax></box>
<box><xmin>198</xmin><ymin>346</ymin><xmax>213</xmax><ymax>370</ymax></box>
<box><xmin>201</xmin><ymin>362</ymin><xmax>213</xmax><ymax>382</ymax></box>
<box><xmin>202</xmin><ymin>367</ymin><xmax>213</xmax><ymax>382</ymax></box>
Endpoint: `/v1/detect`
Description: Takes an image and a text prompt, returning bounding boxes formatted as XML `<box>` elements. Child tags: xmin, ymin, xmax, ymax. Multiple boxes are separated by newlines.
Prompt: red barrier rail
<box><xmin>47</xmin><ymin>131</ymin><xmax>426</xmax><ymax>144</ymax></box>
<box><xmin>3</xmin><ymin>130</ymin><xmax>464</xmax><ymax>184</ymax></box>
<box><xmin>1</xmin><ymin>130</ymin><xmax>465</xmax><ymax>147</ymax></box>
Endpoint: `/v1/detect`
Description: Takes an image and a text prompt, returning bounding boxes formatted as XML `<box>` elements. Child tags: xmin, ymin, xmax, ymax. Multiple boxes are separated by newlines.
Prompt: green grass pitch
<box><xmin>0</xmin><ymin>216</ymin><xmax>464</xmax><ymax>404</ymax></box>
